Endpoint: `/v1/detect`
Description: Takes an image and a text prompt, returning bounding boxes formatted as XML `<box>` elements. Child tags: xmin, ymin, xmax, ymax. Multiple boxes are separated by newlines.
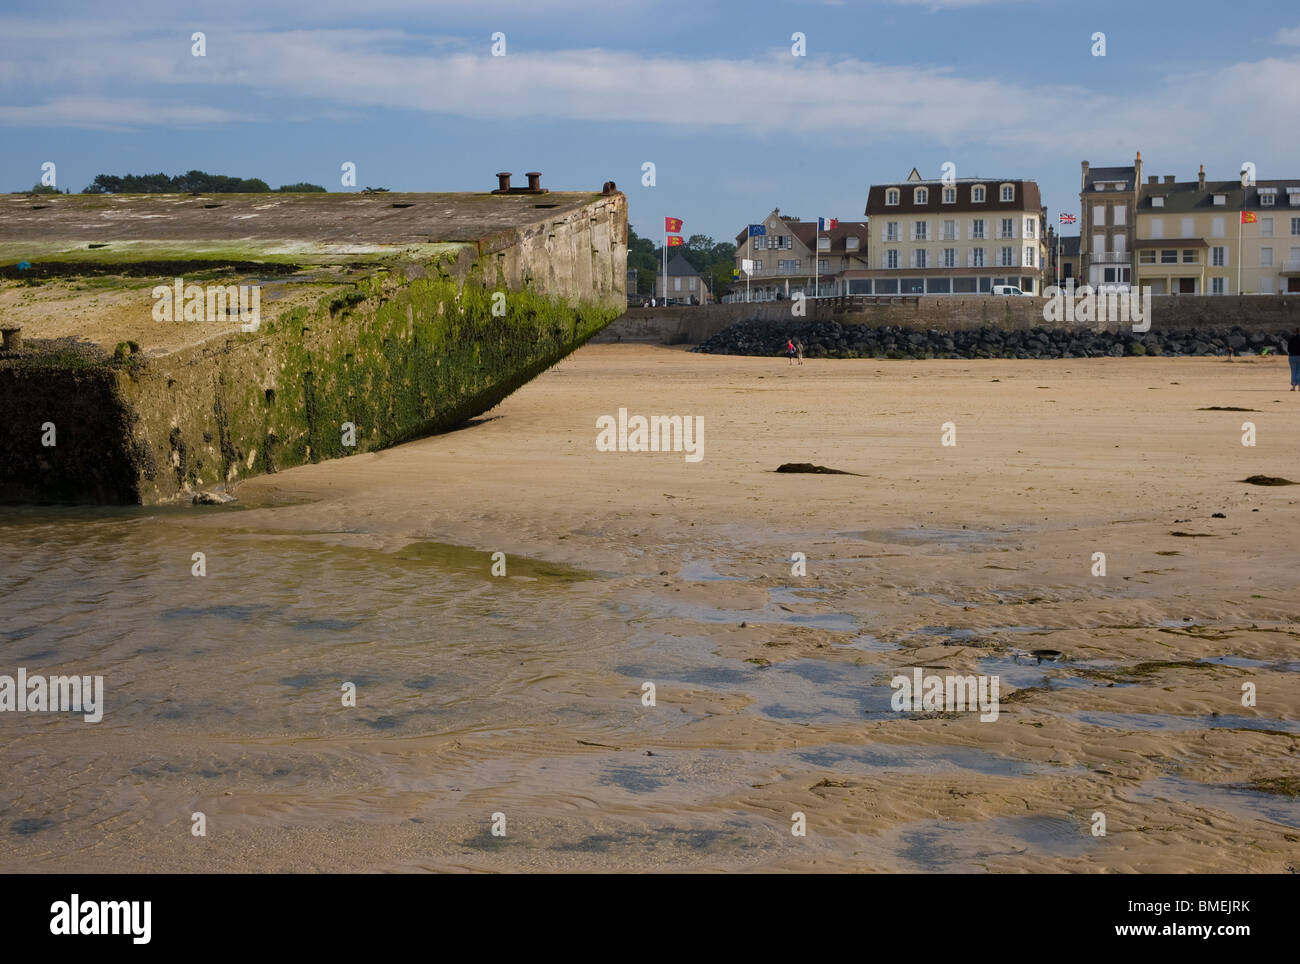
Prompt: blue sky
<box><xmin>4</xmin><ymin>0</ymin><xmax>1299</xmax><ymax>243</ymax></box>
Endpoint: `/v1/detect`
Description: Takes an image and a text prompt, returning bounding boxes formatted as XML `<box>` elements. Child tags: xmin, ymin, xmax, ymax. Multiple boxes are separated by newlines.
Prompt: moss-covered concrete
<box><xmin>0</xmin><ymin>189</ymin><xmax>627</xmax><ymax>504</ymax></box>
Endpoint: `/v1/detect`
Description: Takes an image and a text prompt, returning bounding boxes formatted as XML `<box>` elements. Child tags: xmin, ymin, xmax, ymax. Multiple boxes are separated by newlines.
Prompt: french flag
<box><xmin>818</xmin><ymin>217</ymin><xmax>839</xmax><ymax>231</ymax></box>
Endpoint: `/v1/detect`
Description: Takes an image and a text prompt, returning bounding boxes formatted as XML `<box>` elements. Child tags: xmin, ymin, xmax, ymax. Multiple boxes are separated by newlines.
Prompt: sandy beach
<box><xmin>2</xmin><ymin>343</ymin><xmax>1297</xmax><ymax>872</ymax></box>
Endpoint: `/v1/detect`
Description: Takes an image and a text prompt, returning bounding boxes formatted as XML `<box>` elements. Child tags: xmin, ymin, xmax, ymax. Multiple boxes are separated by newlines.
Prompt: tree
<box><xmin>627</xmin><ymin>225</ymin><xmax>660</xmax><ymax>295</ymax></box>
<box><xmin>275</xmin><ymin>182</ymin><xmax>327</xmax><ymax>193</ymax></box>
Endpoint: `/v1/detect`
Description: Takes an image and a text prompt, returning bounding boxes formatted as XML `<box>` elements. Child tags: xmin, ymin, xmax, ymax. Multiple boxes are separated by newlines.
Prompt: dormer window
<box><xmin>1151</xmin><ymin>196</ymin><xmax>1164</xmax><ymax>207</ymax></box>
<box><xmin>972</xmin><ymin>185</ymin><xmax>986</xmax><ymax>203</ymax></box>
<box><xmin>914</xmin><ymin>187</ymin><xmax>928</xmax><ymax>204</ymax></box>
<box><xmin>1260</xmin><ymin>188</ymin><xmax>1277</xmax><ymax>206</ymax></box>
<box><xmin>942</xmin><ymin>187</ymin><xmax>955</xmax><ymax>204</ymax></box>
<box><xmin>846</xmin><ymin>236</ymin><xmax>859</xmax><ymax>250</ymax></box>
<box><xmin>1213</xmin><ymin>194</ymin><xmax>1226</xmax><ymax>206</ymax></box>
<box><xmin>1000</xmin><ymin>183</ymin><xmax>1015</xmax><ymax>202</ymax></box>
<box><xmin>818</xmin><ymin>237</ymin><xmax>830</xmax><ymax>250</ymax></box>
<box><xmin>886</xmin><ymin>189</ymin><xmax>900</xmax><ymax>206</ymax></box>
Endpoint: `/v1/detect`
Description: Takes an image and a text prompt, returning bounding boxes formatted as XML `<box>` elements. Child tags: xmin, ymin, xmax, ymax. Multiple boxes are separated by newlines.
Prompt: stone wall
<box><xmin>597</xmin><ymin>294</ymin><xmax>1300</xmax><ymax>344</ymax></box>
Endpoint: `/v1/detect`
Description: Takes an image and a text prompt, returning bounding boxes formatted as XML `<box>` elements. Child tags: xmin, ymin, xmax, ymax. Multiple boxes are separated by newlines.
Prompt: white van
<box><xmin>990</xmin><ymin>285</ymin><xmax>1026</xmax><ymax>296</ymax></box>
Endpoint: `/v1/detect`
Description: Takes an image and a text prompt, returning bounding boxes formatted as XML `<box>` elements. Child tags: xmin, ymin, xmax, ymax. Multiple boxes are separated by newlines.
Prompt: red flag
<box><xmin>664</xmin><ymin>217</ymin><xmax>683</xmax><ymax>233</ymax></box>
<box><xmin>829</xmin><ymin>218</ymin><xmax>839</xmax><ymax>229</ymax></box>
<box><xmin>1241</xmin><ymin>211</ymin><xmax>1257</xmax><ymax>224</ymax></box>
<box><xmin>666</xmin><ymin>235</ymin><xmax>685</xmax><ymax>247</ymax></box>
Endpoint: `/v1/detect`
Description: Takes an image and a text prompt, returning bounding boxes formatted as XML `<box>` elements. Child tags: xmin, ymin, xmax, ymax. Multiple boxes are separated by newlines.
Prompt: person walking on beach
<box><xmin>796</xmin><ymin>340</ymin><xmax>804</xmax><ymax>366</ymax></box>
<box><xmin>1289</xmin><ymin>328</ymin><xmax>1300</xmax><ymax>391</ymax></box>
<box><xmin>785</xmin><ymin>338</ymin><xmax>796</xmax><ymax>366</ymax></box>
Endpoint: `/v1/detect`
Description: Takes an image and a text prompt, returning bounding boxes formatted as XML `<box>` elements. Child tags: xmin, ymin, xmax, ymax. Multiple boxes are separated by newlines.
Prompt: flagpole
<box><xmin>1237</xmin><ymin>205</ymin><xmax>1243</xmax><ymax>296</ymax></box>
<box><xmin>662</xmin><ymin>226</ymin><xmax>667</xmax><ymax>305</ymax></box>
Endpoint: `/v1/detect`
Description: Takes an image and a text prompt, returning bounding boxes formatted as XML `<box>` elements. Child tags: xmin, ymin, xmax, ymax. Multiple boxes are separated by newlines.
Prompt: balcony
<box><xmin>1091</xmin><ymin>251</ymin><xmax>1131</xmax><ymax>263</ymax></box>
<box><xmin>1281</xmin><ymin>260</ymin><xmax>1300</xmax><ymax>274</ymax></box>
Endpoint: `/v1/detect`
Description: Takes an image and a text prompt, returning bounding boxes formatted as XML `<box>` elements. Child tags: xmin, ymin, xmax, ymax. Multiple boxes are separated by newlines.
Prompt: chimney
<box><xmin>1134</xmin><ymin>151</ymin><xmax>1142</xmax><ymax>190</ymax></box>
<box><xmin>1081</xmin><ymin>160</ymin><xmax>1090</xmax><ymax>192</ymax></box>
<box><xmin>1148</xmin><ymin>176</ymin><xmax>1159</xmax><ymax>185</ymax></box>
<box><xmin>1162</xmin><ymin>175</ymin><xmax>1174</xmax><ymax>185</ymax></box>
<box><xmin>1198</xmin><ymin>164</ymin><xmax>1206</xmax><ymax>190</ymax></box>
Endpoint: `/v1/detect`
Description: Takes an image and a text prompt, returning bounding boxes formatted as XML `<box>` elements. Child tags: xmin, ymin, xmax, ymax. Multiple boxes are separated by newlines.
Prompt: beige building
<box><xmin>857</xmin><ymin>169</ymin><xmax>1048</xmax><ymax>294</ymax></box>
<box><xmin>1134</xmin><ymin>164</ymin><xmax>1300</xmax><ymax>295</ymax></box>
<box><xmin>656</xmin><ymin>253</ymin><xmax>712</xmax><ymax>303</ymax></box>
<box><xmin>732</xmin><ymin>208</ymin><xmax>869</xmax><ymax>301</ymax></box>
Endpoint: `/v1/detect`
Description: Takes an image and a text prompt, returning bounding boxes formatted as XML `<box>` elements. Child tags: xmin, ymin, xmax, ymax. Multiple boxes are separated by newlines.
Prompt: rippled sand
<box><xmin>1</xmin><ymin>346</ymin><xmax>1297</xmax><ymax>872</ymax></box>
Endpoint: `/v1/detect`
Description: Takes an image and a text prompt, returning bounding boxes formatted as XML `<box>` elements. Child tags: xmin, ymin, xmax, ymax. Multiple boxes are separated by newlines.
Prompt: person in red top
<box><xmin>785</xmin><ymin>338</ymin><xmax>796</xmax><ymax>366</ymax></box>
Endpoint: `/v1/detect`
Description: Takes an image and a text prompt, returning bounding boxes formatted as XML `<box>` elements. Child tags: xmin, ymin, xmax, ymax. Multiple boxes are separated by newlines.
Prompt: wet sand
<box><xmin>2</xmin><ymin>345</ymin><xmax>1298</xmax><ymax>872</ymax></box>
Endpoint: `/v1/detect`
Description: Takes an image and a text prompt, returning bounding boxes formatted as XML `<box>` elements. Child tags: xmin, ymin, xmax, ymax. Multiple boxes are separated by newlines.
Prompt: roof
<box><xmin>788</xmin><ymin>220</ymin><xmax>870</xmax><ymax>254</ymax></box>
<box><xmin>665</xmin><ymin>253</ymin><xmax>702</xmax><ymax>276</ymax></box>
<box><xmin>1059</xmin><ymin>235</ymin><xmax>1081</xmax><ymax>256</ymax></box>
<box><xmin>734</xmin><ymin>216</ymin><xmax>871</xmax><ymax>253</ymax></box>
<box><xmin>1137</xmin><ymin>178</ymin><xmax>1300</xmax><ymax>214</ymax></box>
<box><xmin>1083</xmin><ymin>166</ymin><xmax>1136</xmax><ymax>193</ymax></box>
<box><xmin>865</xmin><ymin>179</ymin><xmax>1041</xmax><ymax>215</ymax></box>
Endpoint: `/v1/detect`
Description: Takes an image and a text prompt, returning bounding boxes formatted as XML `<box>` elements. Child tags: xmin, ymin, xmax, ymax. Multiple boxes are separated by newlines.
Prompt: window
<box><xmin>1000</xmin><ymin>218</ymin><xmax>1014</xmax><ymax>239</ymax></box>
<box><xmin>1211</xmin><ymin>277</ymin><xmax>1225</xmax><ymax>294</ymax></box>
<box><xmin>689</xmin><ymin>277</ymin><xmax>696</xmax><ymax>290</ymax></box>
<box><xmin>1260</xmin><ymin>194</ymin><xmax>1276</xmax><ymax>207</ymax></box>
<box><xmin>1000</xmin><ymin>246</ymin><xmax>1014</xmax><ymax>267</ymax></box>
<box><xmin>846</xmin><ymin>236</ymin><xmax>859</xmax><ymax>250</ymax></box>
<box><xmin>942</xmin><ymin>188</ymin><xmax>955</xmax><ymax>204</ymax></box>
<box><xmin>915</xmin><ymin>249</ymin><xmax>927</xmax><ymax>268</ymax></box>
<box><xmin>943</xmin><ymin>248</ymin><xmax>956</xmax><ymax>267</ymax></box>
<box><xmin>1212</xmin><ymin>246</ymin><xmax>1226</xmax><ymax>267</ymax></box>
<box><xmin>752</xmin><ymin>260</ymin><xmax>762</xmax><ymax>273</ymax></box>
<box><xmin>1024</xmin><ymin>218</ymin><xmax>1036</xmax><ymax>238</ymax></box>
<box><xmin>886</xmin><ymin>250</ymin><xmax>899</xmax><ymax>269</ymax></box>
<box><xmin>954</xmin><ymin>277</ymin><xmax>978</xmax><ymax>293</ymax></box>
<box><xmin>777</xmin><ymin>259</ymin><xmax>799</xmax><ymax>272</ymax></box>
<box><xmin>1292</xmin><ymin>217</ymin><xmax>1300</xmax><ymax>235</ymax></box>
<box><xmin>1182</xmin><ymin>250</ymin><xmax>1197</xmax><ymax>263</ymax></box>
<box><xmin>886</xmin><ymin>221</ymin><xmax>900</xmax><ymax>241</ymax></box>
<box><xmin>1139</xmin><ymin>250</ymin><xmax>1156</xmax><ymax>264</ymax></box>
<box><xmin>1093</xmin><ymin>204</ymin><xmax>1105</xmax><ymax>226</ymax></box>
<box><xmin>1151</xmin><ymin>196</ymin><xmax>1165</xmax><ymax>208</ymax></box>
<box><xmin>915</xmin><ymin>187</ymin><xmax>929</xmax><ymax>204</ymax></box>
<box><xmin>1262</xmin><ymin>247</ymin><xmax>1273</xmax><ymax>267</ymax></box>
<box><xmin>971</xmin><ymin>219</ymin><xmax>985</xmax><ymax>239</ymax></box>
<box><xmin>902</xmin><ymin>278</ymin><xmax>925</xmax><ymax>294</ymax></box>
<box><xmin>674</xmin><ymin>277</ymin><xmax>681</xmax><ymax>291</ymax></box>
<box><xmin>1292</xmin><ymin>246</ymin><xmax>1300</xmax><ymax>265</ymax></box>
<box><xmin>926</xmin><ymin>278</ymin><xmax>951</xmax><ymax>294</ymax></box>
<box><xmin>886</xmin><ymin>189</ymin><xmax>900</xmax><ymax>206</ymax></box>
<box><xmin>1212</xmin><ymin>217</ymin><xmax>1225</xmax><ymax>238</ymax></box>
<box><xmin>1092</xmin><ymin>233</ymin><xmax>1105</xmax><ymax>254</ymax></box>
<box><xmin>1000</xmin><ymin>184</ymin><xmax>1014</xmax><ymax>202</ymax></box>
<box><xmin>1161</xmin><ymin>250</ymin><xmax>1177</xmax><ymax>264</ymax></box>
<box><xmin>1113</xmin><ymin>205</ymin><xmax>1126</xmax><ymax>226</ymax></box>
<box><xmin>818</xmin><ymin>236</ymin><xmax>830</xmax><ymax>249</ymax></box>
<box><xmin>942</xmin><ymin>219</ymin><xmax>956</xmax><ymax>240</ymax></box>
<box><xmin>914</xmin><ymin>221</ymin><xmax>928</xmax><ymax>240</ymax></box>
<box><xmin>972</xmin><ymin>186</ymin><xmax>985</xmax><ymax>203</ymax></box>
<box><xmin>1213</xmin><ymin>194</ymin><xmax>1226</xmax><ymax>206</ymax></box>
<box><xmin>1024</xmin><ymin>246</ymin><xmax>1035</xmax><ymax>267</ymax></box>
<box><xmin>1181</xmin><ymin>218</ymin><xmax>1193</xmax><ymax>238</ymax></box>
<box><xmin>1104</xmin><ymin>268</ymin><xmax>1116</xmax><ymax>283</ymax></box>
<box><xmin>1261</xmin><ymin>217</ymin><xmax>1273</xmax><ymax>237</ymax></box>
<box><xmin>971</xmin><ymin>248</ymin><xmax>985</xmax><ymax>267</ymax></box>
<box><xmin>818</xmin><ymin>259</ymin><xmax>829</xmax><ymax>272</ymax></box>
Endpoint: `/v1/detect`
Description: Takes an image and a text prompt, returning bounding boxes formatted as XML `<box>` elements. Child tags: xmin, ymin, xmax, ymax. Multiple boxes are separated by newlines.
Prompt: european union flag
<box><xmin>748</xmin><ymin>224</ymin><xmax>766</xmax><ymax>236</ymax></box>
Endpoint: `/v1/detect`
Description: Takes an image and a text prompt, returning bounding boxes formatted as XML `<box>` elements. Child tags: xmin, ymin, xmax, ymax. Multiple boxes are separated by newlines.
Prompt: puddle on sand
<box><xmin>890</xmin><ymin>815</ymin><xmax>1096</xmax><ymax>872</ymax></box>
<box><xmin>1125</xmin><ymin>775</ymin><xmax>1300</xmax><ymax>830</ymax></box>
<box><xmin>1071</xmin><ymin>712</ymin><xmax>1300</xmax><ymax>734</ymax></box>
<box><xmin>1201</xmin><ymin>655</ymin><xmax>1300</xmax><ymax>673</ymax></box>
<box><xmin>676</xmin><ymin>561</ymin><xmax>746</xmax><ymax>582</ymax></box>
<box><xmin>793</xmin><ymin>743</ymin><xmax>1055</xmax><ymax>778</ymax></box>
<box><xmin>645</xmin><ymin>598</ymin><xmax>858</xmax><ymax>632</ymax></box>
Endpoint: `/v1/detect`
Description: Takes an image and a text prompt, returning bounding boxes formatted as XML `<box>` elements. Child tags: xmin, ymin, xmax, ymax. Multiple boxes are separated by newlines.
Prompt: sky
<box><xmin>4</xmin><ymin>0</ymin><xmax>1299</xmax><ymax>244</ymax></box>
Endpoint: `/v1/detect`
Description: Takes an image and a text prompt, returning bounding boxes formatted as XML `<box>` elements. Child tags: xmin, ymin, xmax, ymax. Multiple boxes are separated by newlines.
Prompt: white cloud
<box><xmin>2</xmin><ymin>20</ymin><xmax>1300</xmax><ymax>167</ymax></box>
<box><xmin>1275</xmin><ymin>25</ymin><xmax>1300</xmax><ymax>45</ymax></box>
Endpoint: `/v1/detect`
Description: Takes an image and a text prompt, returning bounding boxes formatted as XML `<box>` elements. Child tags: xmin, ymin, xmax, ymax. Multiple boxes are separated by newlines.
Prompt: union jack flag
<box><xmin>1059</xmin><ymin>212</ymin><xmax>1077</xmax><ymax>224</ymax></box>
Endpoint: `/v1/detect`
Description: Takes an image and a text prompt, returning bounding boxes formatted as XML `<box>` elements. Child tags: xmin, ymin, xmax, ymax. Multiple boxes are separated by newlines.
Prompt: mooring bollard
<box><xmin>1</xmin><ymin>325</ymin><xmax>22</xmax><ymax>351</ymax></box>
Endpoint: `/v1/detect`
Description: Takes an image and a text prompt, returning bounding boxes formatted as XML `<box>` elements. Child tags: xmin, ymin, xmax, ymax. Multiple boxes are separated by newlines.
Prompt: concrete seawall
<box><xmin>597</xmin><ymin>295</ymin><xmax>1300</xmax><ymax>344</ymax></box>
<box><xmin>1</xmin><ymin>188</ymin><xmax>627</xmax><ymax>504</ymax></box>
